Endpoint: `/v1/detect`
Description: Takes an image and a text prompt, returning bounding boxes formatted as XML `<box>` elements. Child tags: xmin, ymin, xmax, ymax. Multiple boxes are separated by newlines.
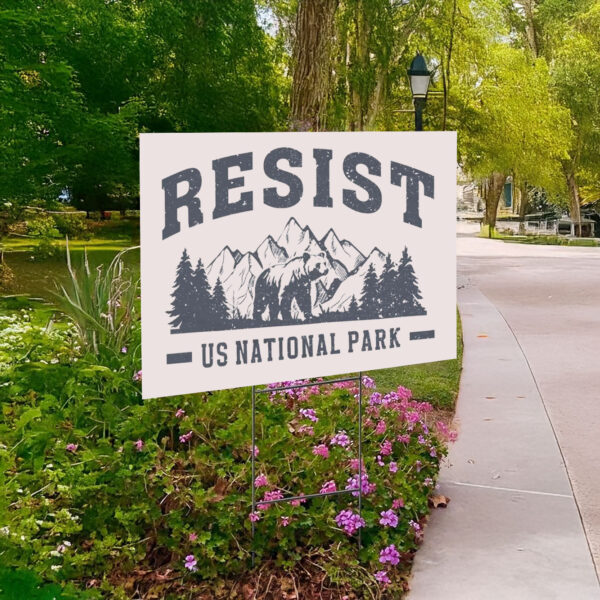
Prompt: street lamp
<box><xmin>407</xmin><ymin>53</ymin><xmax>432</xmax><ymax>131</ymax></box>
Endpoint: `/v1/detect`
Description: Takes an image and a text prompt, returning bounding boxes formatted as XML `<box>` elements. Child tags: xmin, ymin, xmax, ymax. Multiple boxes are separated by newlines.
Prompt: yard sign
<box><xmin>140</xmin><ymin>132</ymin><xmax>456</xmax><ymax>399</ymax></box>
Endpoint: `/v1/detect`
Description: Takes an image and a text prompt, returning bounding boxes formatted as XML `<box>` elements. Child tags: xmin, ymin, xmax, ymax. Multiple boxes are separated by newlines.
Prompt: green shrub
<box><xmin>26</xmin><ymin>216</ymin><xmax>60</xmax><ymax>239</ymax></box>
<box><xmin>32</xmin><ymin>237</ymin><xmax>62</xmax><ymax>260</ymax></box>
<box><xmin>52</xmin><ymin>214</ymin><xmax>90</xmax><ymax>240</ymax></box>
<box><xmin>0</xmin><ymin>338</ymin><xmax>452</xmax><ymax>598</ymax></box>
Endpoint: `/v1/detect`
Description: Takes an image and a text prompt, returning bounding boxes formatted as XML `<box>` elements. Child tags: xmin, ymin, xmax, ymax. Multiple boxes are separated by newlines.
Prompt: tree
<box><xmin>290</xmin><ymin>0</ymin><xmax>339</xmax><ymax>130</ymax></box>
<box><xmin>396</xmin><ymin>247</ymin><xmax>425</xmax><ymax>316</ymax></box>
<box><xmin>0</xmin><ymin>2</ymin><xmax>84</xmax><ymax>215</ymax></box>
<box><xmin>192</xmin><ymin>259</ymin><xmax>212</xmax><ymax>331</ymax></box>
<box><xmin>210</xmin><ymin>278</ymin><xmax>229</xmax><ymax>327</ymax></box>
<box><xmin>462</xmin><ymin>45</ymin><xmax>570</xmax><ymax>233</ymax></box>
<box><xmin>168</xmin><ymin>249</ymin><xmax>195</xmax><ymax>331</ymax></box>
<box><xmin>551</xmin><ymin>3</ymin><xmax>600</xmax><ymax>234</ymax></box>
<box><xmin>347</xmin><ymin>295</ymin><xmax>359</xmax><ymax>319</ymax></box>
<box><xmin>359</xmin><ymin>262</ymin><xmax>379</xmax><ymax>318</ymax></box>
<box><xmin>378</xmin><ymin>254</ymin><xmax>397</xmax><ymax>318</ymax></box>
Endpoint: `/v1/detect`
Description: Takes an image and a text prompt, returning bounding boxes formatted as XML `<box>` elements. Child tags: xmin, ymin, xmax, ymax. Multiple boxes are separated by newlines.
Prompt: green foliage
<box><xmin>26</xmin><ymin>215</ymin><xmax>60</xmax><ymax>239</ymax></box>
<box><xmin>0</xmin><ymin>298</ymin><xmax>454</xmax><ymax>596</ymax></box>
<box><xmin>0</xmin><ymin>1</ymin><xmax>286</xmax><ymax>215</ymax></box>
<box><xmin>463</xmin><ymin>45</ymin><xmax>570</xmax><ymax>189</ymax></box>
<box><xmin>0</xmin><ymin>306</ymin><xmax>76</xmax><ymax>370</ymax></box>
<box><xmin>51</xmin><ymin>213</ymin><xmax>89</xmax><ymax>240</ymax></box>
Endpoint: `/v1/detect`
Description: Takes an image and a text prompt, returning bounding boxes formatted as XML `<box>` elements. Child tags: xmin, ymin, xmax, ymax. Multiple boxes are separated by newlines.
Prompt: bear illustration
<box><xmin>253</xmin><ymin>252</ymin><xmax>329</xmax><ymax>322</ymax></box>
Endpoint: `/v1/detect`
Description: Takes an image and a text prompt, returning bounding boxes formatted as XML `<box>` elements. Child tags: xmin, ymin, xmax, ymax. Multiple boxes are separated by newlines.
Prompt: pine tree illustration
<box><xmin>168</xmin><ymin>249</ymin><xmax>195</xmax><ymax>331</ymax></box>
<box><xmin>359</xmin><ymin>262</ymin><xmax>380</xmax><ymax>318</ymax></box>
<box><xmin>347</xmin><ymin>295</ymin><xmax>360</xmax><ymax>319</ymax></box>
<box><xmin>192</xmin><ymin>258</ymin><xmax>212</xmax><ymax>330</ymax></box>
<box><xmin>378</xmin><ymin>254</ymin><xmax>398</xmax><ymax>318</ymax></box>
<box><xmin>210</xmin><ymin>277</ymin><xmax>229</xmax><ymax>326</ymax></box>
<box><xmin>396</xmin><ymin>246</ymin><xmax>425</xmax><ymax>316</ymax></box>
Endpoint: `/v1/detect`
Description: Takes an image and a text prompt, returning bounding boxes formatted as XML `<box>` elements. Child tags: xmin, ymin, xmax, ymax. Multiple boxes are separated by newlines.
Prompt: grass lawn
<box><xmin>0</xmin><ymin>236</ymin><xmax>135</xmax><ymax>252</ymax></box>
<box><xmin>478</xmin><ymin>225</ymin><xmax>599</xmax><ymax>247</ymax></box>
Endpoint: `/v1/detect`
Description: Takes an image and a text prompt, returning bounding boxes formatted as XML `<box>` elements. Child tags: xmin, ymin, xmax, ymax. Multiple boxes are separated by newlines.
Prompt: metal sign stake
<box><xmin>251</xmin><ymin>373</ymin><xmax>364</xmax><ymax>567</ymax></box>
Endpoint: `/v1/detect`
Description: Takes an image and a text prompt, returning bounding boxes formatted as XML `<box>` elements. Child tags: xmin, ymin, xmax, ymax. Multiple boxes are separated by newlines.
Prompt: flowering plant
<box><xmin>0</xmin><ymin>316</ymin><xmax>455</xmax><ymax>597</ymax></box>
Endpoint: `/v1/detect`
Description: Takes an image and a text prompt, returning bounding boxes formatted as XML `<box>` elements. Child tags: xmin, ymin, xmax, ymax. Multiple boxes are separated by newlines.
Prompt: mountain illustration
<box><xmin>321</xmin><ymin>247</ymin><xmax>386</xmax><ymax>313</ymax></box>
<box><xmin>168</xmin><ymin>218</ymin><xmax>426</xmax><ymax>333</ymax></box>
<box><xmin>321</xmin><ymin>228</ymin><xmax>365</xmax><ymax>273</ymax></box>
<box><xmin>206</xmin><ymin>246</ymin><xmax>237</xmax><ymax>287</ymax></box>
<box><xmin>256</xmin><ymin>235</ymin><xmax>288</xmax><ymax>267</ymax></box>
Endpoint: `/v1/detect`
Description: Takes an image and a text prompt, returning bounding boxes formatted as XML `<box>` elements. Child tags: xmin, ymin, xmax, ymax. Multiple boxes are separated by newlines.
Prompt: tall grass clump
<box><xmin>54</xmin><ymin>239</ymin><xmax>139</xmax><ymax>356</ymax></box>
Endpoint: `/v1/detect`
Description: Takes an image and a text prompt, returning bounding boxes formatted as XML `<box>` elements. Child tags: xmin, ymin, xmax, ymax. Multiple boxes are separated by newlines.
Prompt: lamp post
<box><xmin>407</xmin><ymin>53</ymin><xmax>432</xmax><ymax>131</ymax></box>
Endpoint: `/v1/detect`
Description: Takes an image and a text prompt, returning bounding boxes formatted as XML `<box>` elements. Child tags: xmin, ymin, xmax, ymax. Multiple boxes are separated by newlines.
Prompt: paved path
<box><xmin>409</xmin><ymin>232</ymin><xmax>600</xmax><ymax>599</ymax></box>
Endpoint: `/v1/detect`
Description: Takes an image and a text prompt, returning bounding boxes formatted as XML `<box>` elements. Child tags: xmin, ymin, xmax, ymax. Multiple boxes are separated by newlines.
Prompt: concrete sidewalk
<box><xmin>408</xmin><ymin>287</ymin><xmax>600</xmax><ymax>599</ymax></box>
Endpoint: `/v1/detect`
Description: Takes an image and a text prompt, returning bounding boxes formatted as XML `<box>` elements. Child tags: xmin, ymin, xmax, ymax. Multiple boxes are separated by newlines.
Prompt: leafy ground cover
<box><xmin>0</xmin><ymin>251</ymin><xmax>461</xmax><ymax>599</ymax></box>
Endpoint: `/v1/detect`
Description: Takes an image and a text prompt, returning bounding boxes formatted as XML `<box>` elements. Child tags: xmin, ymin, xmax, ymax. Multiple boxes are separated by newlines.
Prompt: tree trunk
<box><xmin>483</xmin><ymin>172</ymin><xmax>506</xmax><ymax>237</ymax></box>
<box><xmin>565</xmin><ymin>170</ymin><xmax>582</xmax><ymax>237</ymax></box>
<box><xmin>442</xmin><ymin>0</ymin><xmax>457</xmax><ymax>131</ymax></box>
<box><xmin>518</xmin><ymin>180</ymin><xmax>528</xmax><ymax>234</ymax></box>
<box><xmin>290</xmin><ymin>0</ymin><xmax>339</xmax><ymax>131</ymax></box>
<box><xmin>522</xmin><ymin>0</ymin><xmax>539</xmax><ymax>57</ymax></box>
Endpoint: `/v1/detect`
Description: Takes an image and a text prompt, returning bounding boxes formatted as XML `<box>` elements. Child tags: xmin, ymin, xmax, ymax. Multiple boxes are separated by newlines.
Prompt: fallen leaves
<box><xmin>429</xmin><ymin>494</ymin><xmax>450</xmax><ymax>509</ymax></box>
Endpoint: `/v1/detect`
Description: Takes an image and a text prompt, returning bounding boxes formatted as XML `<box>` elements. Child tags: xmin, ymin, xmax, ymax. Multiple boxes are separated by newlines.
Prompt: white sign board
<box><xmin>140</xmin><ymin>132</ymin><xmax>456</xmax><ymax>399</ymax></box>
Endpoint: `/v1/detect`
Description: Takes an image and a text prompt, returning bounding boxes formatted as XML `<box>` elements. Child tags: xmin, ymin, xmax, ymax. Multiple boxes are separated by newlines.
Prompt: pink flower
<box><xmin>254</xmin><ymin>474</ymin><xmax>268</xmax><ymax>488</ymax></box>
<box><xmin>299</xmin><ymin>408</ymin><xmax>318</xmax><ymax>422</ymax></box>
<box><xmin>348</xmin><ymin>458</ymin><xmax>364</xmax><ymax>472</ymax></box>
<box><xmin>313</xmin><ymin>444</ymin><xmax>329</xmax><ymax>458</ymax></box>
<box><xmin>134</xmin><ymin>439</ymin><xmax>144</xmax><ymax>452</ymax></box>
<box><xmin>396</xmin><ymin>385</ymin><xmax>412</xmax><ymax>400</ymax></box>
<box><xmin>424</xmin><ymin>477</ymin><xmax>434</xmax><ymax>487</ymax></box>
<box><xmin>330</xmin><ymin>431</ymin><xmax>351</xmax><ymax>448</ymax></box>
<box><xmin>258</xmin><ymin>489</ymin><xmax>284</xmax><ymax>510</ymax></box>
<box><xmin>320</xmin><ymin>480</ymin><xmax>336</xmax><ymax>494</ymax></box>
<box><xmin>297</xmin><ymin>425</ymin><xmax>314</xmax><ymax>436</ymax></box>
<box><xmin>362</xmin><ymin>375</ymin><xmax>375</xmax><ymax>389</ymax></box>
<box><xmin>379</xmin><ymin>509</ymin><xmax>399</xmax><ymax>528</ymax></box>
<box><xmin>409</xmin><ymin>519</ymin><xmax>421</xmax><ymax>531</ymax></box>
<box><xmin>392</xmin><ymin>498</ymin><xmax>404</xmax><ymax>510</ymax></box>
<box><xmin>369</xmin><ymin>392</ymin><xmax>383</xmax><ymax>406</ymax></box>
<box><xmin>280</xmin><ymin>516</ymin><xmax>291</xmax><ymax>527</ymax></box>
<box><xmin>346</xmin><ymin>472</ymin><xmax>375</xmax><ymax>497</ymax></box>
<box><xmin>65</xmin><ymin>443</ymin><xmax>78</xmax><ymax>453</ymax></box>
<box><xmin>374</xmin><ymin>420</ymin><xmax>386</xmax><ymax>435</ymax></box>
<box><xmin>415</xmin><ymin>460</ymin><xmax>422</xmax><ymax>472</ymax></box>
<box><xmin>380</xmin><ymin>440</ymin><xmax>393</xmax><ymax>456</ymax></box>
<box><xmin>379</xmin><ymin>544</ymin><xmax>400</xmax><ymax>566</ymax></box>
<box><xmin>175</xmin><ymin>408</ymin><xmax>185</xmax><ymax>418</ymax></box>
<box><xmin>121</xmin><ymin>347</ymin><xmax>127</xmax><ymax>354</ymax></box>
<box><xmin>184</xmin><ymin>554</ymin><xmax>197</xmax><ymax>571</ymax></box>
<box><xmin>290</xmin><ymin>496</ymin><xmax>307</xmax><ymax>507</ymax></box>
<box><xmin>406</xmin><ymin>411</ymin><xmax>420</xmax><ymax>424</ymax></box>
<box><xmin>253</xmin><ymin>445</ymin><xmax>259</xmax><ymax>457</ymax></box>
<box><xmin>397</xmin><ymin>434</ymin><xmax>410</xmax><ymax>444</ymax></box>
<box><xmin>189</xmin><ymin>532</ymin><xmax>198</xmax><ymax>541</ymax></box>
<box><xmin>389</xmin><ymin>461</ymin><xmax>398</xmax><ymax>473</ymax></box>
<box><xmin>179</xmin><ymin>430</ymin><xmax>193</xmax><ymax>444</ymax></box>
<box><xmin>374</xmin><ymin>570</ymin><xmax>390</xmax><ymax>584</ymax></box>
<box><xmin>249</xmin><ymin>512</ymin><xmax>261</xmax><ymax>522</ymax></box>
<box><xmin>335</xmin><ymin>509</ymin><xmax>365</xmax><ymax>535</ymax></box>
<box><xmin>133</xmin><ymin>370</ymin><xmax>142</xmax><ymax>382</ymax></box>
<box><xmin>376</xmin><ymin>455</ymin><xmax>384</xmax><ymax>467</ymax></box>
